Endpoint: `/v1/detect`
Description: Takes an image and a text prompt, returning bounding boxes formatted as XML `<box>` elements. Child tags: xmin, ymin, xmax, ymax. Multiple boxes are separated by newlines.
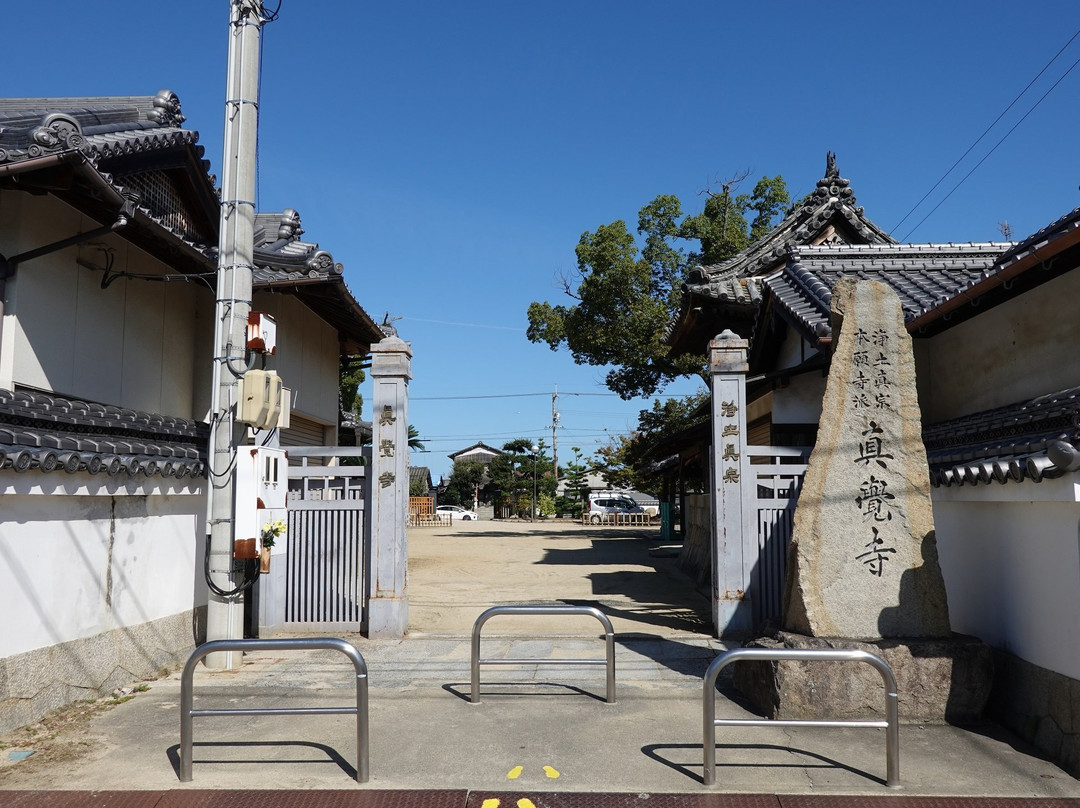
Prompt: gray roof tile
<box><xmin>923</xmin><ymin>386</ymin><xmax>1080</xmax><ymax>487</ymax></box>
<box><xmin>762</xmin><ymin>242</ymin><xmax>1009</xmax><ymax>348</ymax></box>
<box><xmin>0</xmin><ymin>388</ymin><xmax>207</xmax><ymax>478</ymax></box>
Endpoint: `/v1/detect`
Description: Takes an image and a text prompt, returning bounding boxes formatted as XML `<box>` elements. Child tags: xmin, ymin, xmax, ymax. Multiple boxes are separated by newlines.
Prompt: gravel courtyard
<box><xmin>406</xmin><ymin>518</ymin><xmax>711</xmax><ymax>637</ymax></box>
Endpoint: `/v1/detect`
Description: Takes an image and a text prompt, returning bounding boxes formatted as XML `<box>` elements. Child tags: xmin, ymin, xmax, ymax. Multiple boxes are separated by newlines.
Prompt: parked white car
<box><xmin>436</xmin><ymin>505</ymin><xmax>478</xmax><ymax>522</ymax></box>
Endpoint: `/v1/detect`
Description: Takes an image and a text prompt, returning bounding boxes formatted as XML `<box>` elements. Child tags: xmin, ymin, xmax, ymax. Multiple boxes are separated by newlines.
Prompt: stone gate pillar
<box><xmin>709</xmin><ymin>330</ymin><xmax>751</xmax><ymax>637</ymax></box>
<box><xmin>367</xmin><ymin>334</ymin><xmax>412</xmax><ymax>638</ymax></box>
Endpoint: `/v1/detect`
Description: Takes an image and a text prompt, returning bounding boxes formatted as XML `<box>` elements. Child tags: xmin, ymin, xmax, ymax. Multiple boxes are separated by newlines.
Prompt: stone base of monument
<box><xmin>732</xmin><ymin>631</ymin><xmax>994</xmax><ymax>724</ymax></box>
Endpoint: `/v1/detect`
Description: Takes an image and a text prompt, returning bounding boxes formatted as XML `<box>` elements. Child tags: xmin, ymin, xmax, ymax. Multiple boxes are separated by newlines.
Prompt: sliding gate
<box><xmin>284</xmin><ymin>447</ymin><xmax>369</xmax><ymax>630</ymax></box>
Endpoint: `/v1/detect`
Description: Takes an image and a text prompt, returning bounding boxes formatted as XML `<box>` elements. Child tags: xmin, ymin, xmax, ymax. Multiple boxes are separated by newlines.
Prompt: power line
<box><xmin>402</xmin><ymin>316</ymin><xmax>524</xmax><ymax>332</ymax></box>
<box><xmin>894</xmin><ymin>26</ymin><xmax>1080</xmax><ymax>239</ymax></box>
<box><xmin>901</xmin><ymin>47</ymin><xmax>1080</xmax><ymax>241</ymax></box>
<box><xmin>412</xmin><ymin>391</ymin><xmax>619</xmax><ymax>401</ymax></box>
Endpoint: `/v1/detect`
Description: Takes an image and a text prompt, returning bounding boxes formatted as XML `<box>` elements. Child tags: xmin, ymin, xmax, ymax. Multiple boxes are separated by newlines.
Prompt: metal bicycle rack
<box><xmin>702</xmin><ymin>647</ymin><xmax>899</xmax><ymax>788</ymax></box>
<box><xmin>179</xmin><ymin>637</ymin><xmax>369</xmax><ymax>783</ymax></box>
<box><xmin>470</xmin><ymin>604</ymin><xmax>616</xmax><ymax>704</ymax></box>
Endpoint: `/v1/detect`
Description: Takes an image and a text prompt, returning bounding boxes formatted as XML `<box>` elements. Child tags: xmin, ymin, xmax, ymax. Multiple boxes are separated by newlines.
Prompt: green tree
<box><xmin>442</xmin><ymin>460</ymin><xmax>485</xmax><ymax>506</ymax></box>
<box><xmin>409</xmin><ymin>474</ymin><xmax>431</xmax><ymax>497</ymax></box>
<box><xmin>527</xmin><ymin>176</ymin><xmax>788</xmax><ymax>400</ymax></box>
<box><xmin>339</xmin><ymin>354</ymin><xmax>366</xmax><ymax>419</ymax></box>
<box><xmin>408</xmin><ymin>425</ymin><xmax>425</xmax><ymax>452</ymax></box>
<box><xmin>594</xmin><ymin>390</ymin><xmax>710</xmax><ymax>495</ymax></box>
<box><xmin>556</xmin><ymin>446</ymin><xmax>590</xmax><ymax>518</ymax></box>
<box><xmin>488</xmin><ymin>439</ymin><xmax>554</xmax><ymax>517</ymax></box>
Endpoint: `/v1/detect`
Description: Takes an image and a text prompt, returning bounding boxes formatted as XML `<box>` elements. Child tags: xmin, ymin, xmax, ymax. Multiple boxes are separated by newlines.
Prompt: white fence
<box><xmin>746</xmin><ymin>446</ymin><xmax>809</xmax><ymax>628</ymax></box>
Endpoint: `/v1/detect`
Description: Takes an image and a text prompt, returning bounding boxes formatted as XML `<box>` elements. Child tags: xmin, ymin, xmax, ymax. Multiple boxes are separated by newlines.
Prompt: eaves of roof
<box><xmin>0</xmin><ymin>95</ymin><xmax>384</xmax><ymax>353</ymax></box>
<box><xmin>754</xmin><ymin>242</ymin><xmax>1011</xmax><ymax>358</ymax></box>
<box><xmin>449</xmin><ymin>441</ymin><xmax>505</xmax><ymax>460</ymax></box>
<box><xmin>0</xmin><ymin>92</ymin><xmax>220</xmax><ymax>274</ymax></box>
<box><xmin>666</xmin><ymin>157</ymin><xmax>893</xmax><ymax>354</ymax></box>
<box><xmin>254</xmin><ymin>268</ymin><xmax>383</xmax><ymax>356</ymax></box>
<box><xmin>907</xmin><ymin>208</ymin><xmax>1080</xmax><ymax>333</ymax></box>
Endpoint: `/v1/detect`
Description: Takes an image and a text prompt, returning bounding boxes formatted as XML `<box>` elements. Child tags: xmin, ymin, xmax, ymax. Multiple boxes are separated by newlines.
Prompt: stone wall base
<box><xmin>732</xmin><ymin>631</ymin><xmax>993</xmax><ymax>724</ymax></box>
<box><xmin>987</xmin><ymin>649</ymin><xmax>1080</xmax><ymax>777</ymax></box>
<box><xmin>0</xmin><ymin>608</ymin><xmax>205</xmax><ymax>737</ymax></box>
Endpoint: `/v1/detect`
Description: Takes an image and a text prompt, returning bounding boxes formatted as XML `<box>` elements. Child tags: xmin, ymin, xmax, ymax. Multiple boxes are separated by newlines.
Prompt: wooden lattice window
<box><xmin>117</xmin><ymin>170</ymin><xmax>202</xmax><ymax>243</ymax></box>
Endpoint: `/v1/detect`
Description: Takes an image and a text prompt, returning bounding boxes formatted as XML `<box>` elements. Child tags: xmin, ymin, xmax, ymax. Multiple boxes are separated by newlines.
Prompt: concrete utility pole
<box><xmin>551</xmin><ymin>386</ymin><xmax>560</xmax><ymax>482</ymax></box>
<box><xmin>205</xmin><ymin>0</ymin><xmax>266</xmax><ymax>669</ymax></box>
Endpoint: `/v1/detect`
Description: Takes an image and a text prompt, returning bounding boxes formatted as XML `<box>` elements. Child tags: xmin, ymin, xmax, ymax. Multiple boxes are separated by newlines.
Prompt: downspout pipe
<box><xmin>0</xmin><ymin>186</ymin><xmax>136</xmax><ymax>385</ymax></box>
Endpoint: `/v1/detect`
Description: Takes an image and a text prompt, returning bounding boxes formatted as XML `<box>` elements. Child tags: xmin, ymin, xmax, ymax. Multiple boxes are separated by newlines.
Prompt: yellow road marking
<box><xmin>543</xmin><ymin>764</ymin><xmax>560</xmax><ymax>779</ymax></box>
<box><xmin>517</xmin><ymin>800</ymin><xmax>537</xmax><ymax>808</ymax></box>
<box><xmin>481</xmin><ymin>800</ymin><xmax>500</xmax><ymax>808</ymax></box>
<box><xmin>506</xmin><ymin>765</ymin><xmax>524</xmax><ymax>779</ymax></box>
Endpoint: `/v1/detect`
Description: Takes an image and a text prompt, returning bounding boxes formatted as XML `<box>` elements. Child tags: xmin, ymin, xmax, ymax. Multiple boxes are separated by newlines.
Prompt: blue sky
<box><xmin>14</xmin><ymin>2</ymin><xmax>1080</xmax><ymax>480</ymax></box>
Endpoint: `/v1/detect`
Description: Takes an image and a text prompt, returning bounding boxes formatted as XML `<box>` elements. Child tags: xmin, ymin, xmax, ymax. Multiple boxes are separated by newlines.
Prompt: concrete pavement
<box><xmin>2</xmin><ymin>521</ymin><xmax>1079</xmax><ymax>801</ymax></box>
<box><xmin>1</xmin><ymin>633</ymin><xmax>1078</xmax><ymax>797</ymax></box>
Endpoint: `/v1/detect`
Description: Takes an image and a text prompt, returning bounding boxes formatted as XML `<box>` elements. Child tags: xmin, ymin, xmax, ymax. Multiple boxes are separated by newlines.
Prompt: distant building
<box><xmin>448</xmin><ymin>441</ymin><xmax>504</xmax><ymax>465</ymax></box>
<box><xmin>409</xmin><ymin>465</ymin><xmax>433</xmax><ymax>494</ymax></box>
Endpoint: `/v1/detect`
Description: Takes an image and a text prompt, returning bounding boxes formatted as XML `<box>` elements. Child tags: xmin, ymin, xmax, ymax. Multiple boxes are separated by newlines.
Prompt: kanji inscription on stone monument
<box><xmin>782</xmin><ymin>278</ymin><xmax>950</xmax><ymax>639</ymax></box>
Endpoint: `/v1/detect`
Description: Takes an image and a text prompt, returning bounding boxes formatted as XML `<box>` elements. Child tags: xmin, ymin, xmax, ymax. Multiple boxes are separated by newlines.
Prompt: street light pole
<box><xmin>531</xmin><ymin>444</ymin><xmax>539</xmax><ymax>521</ymax></box>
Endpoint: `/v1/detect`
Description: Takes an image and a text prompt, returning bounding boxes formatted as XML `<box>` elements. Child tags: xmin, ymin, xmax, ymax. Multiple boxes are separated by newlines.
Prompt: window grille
<box><xmin>117</xmin><ymin>170</ymin><xmax>203</xmax><ymax>244</ymax></box>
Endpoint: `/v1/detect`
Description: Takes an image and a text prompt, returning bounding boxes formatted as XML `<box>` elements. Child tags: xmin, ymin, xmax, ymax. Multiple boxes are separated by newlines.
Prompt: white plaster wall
<box><xmin>917</xmin><ymin>270</ymin><xmax>1080</xmax><ymax>423</ymax></box>
<box><xmin>933</xmin><ymin>479</ymin><xmax>1080</xmax><ymax>680</ymax></box>
<box><xmin>2</xmin><ymin>193</ymin><xmax>207</xmax><ymax>418</ymax></box>
<box><xmin>0</xmin><ymin>190</ymin><xmax>22</xmax><ymax>390</ymax></box>
<box><xmin>772</xmin><ymin>371</ymin><xmax>827</xmax><ymax>425</ymax></box>
<box><xmin>0</xmin><ymin>484</ymin><xmax>207</xmax><ymax>659</ymax></box>
<box><xmin>774</xmin><ymin>326</ymin><xmax>820</xmax><ymax>372</ymax></box>
<box><xmin>252</xmin><ymin>291</ymin><xmax>340</xmax><ymax>425</ymax></box>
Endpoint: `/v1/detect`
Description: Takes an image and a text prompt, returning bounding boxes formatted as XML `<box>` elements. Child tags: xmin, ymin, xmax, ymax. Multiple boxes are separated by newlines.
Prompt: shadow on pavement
<box><xmin>440</xmin><ymin>681</ymin><xmax>608</xmax><ymax>703</ymax></box>
<box><xmin>642</xmin><ymin>742</ymin><xmax>884</xmax><ymax>788</ymax></box>
<box><xmin>166</xmin><ymin>739</ymin><xmax>356</xmax><ymax>781</ymax></box>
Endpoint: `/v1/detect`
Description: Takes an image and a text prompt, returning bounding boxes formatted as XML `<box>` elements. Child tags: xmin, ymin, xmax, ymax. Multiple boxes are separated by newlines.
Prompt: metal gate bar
<box><xmin>470</xmin><ymin>605</ymin><xmax>616</xmax><ymax>704</ymax></box>
<box><xmin>179</xmin><ymin>637</ymin><xmax>369</xmax><ymax>783</ymax></box>
<box><xmin>702</xmin><ymin>647</ymin><xmax>899</xmax><ymax>788</ymax></box>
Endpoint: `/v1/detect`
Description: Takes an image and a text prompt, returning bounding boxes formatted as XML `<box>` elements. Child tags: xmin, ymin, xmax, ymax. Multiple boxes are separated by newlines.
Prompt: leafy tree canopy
<box><xmin>487</xmin><ymin>439</ymin><xmax>557</xmax><ymax>503</ymax></box>
<box><xmin>527</xmin><ymin>176</ymin><xmax>788</xmax><ymax>400</ymax></box>
<box><xmin>594</xmin><ymin>390</ymin><xmax>710</xmax><ymax>495</ymax></box>
<box><xmin>340</xmin><ymin>354</ymin><xmax>366</xmax><ymax>418</ymax></box>
<box><xmin>442</xmin><ymin>460</ymin><xmax>486</xmax><ymax>506</ymax></box>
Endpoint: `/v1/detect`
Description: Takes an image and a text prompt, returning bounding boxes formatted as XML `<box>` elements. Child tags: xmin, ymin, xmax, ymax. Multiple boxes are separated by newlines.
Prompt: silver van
<box><xmin>587</xmin><ymin>493</ymin><xmax>645</xmax><ymax>523</ymax></box>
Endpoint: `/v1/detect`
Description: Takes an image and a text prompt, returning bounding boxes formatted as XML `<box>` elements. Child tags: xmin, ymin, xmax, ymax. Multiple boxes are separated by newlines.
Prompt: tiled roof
<box><xmin>449</xmin><ymin>441</ymin><xmax>505</xmax><ymax>461</ymax></box>
<box><xmin>0</xmin><ymin>93</ymin><xmax>383</xmax><ymax>354</ymax></box>
<box><xmin>667</xmin><ymin>155</ymin><xmax>894</xmax><ymax>352</ymax></box>
<box><xmin>251</xmin><ymin>210</ymin><xmax>384</xmax><ymax>351</ymax></box>
<box><xmin>995</xmin><ymin>205</ymin><xmax>1080</xmax><ymax>270</ymax></box>
<box><xmin>682</xmin><ymin>156</ymin><xmax>894</xmax><ymax>293</ymax></box>
<box><xmin>923</xmin><ymin>386</ymin><xmax>1080</xmax><ymax>487</ymax></box>
<box><xmin>253</xmin><ymin>210</ymin><xmax>337</xmax><ymax>280</ymax></box>
<box><xmin>0</xmin><ymin>90</ymin><xmax>218</xmax><ymax>264</ymax></box>
<box><xmin>680</xmin><ymin>275</ymin><xmax>765</xmax><ymax>306</ymax></box>
<box><xmin>763</xmin><ymin>242</ymin><xmax>1010</xmax><ymax>349</ymax></box>
<box><xmin>0</xmin><ymin>389</ymin><xmax>207</xmax><ymax>478</ymax></box>
<box><xmin>0</xmin><ymin>92</ymin><xmax>193</xmax><ymax>161</ymax></box>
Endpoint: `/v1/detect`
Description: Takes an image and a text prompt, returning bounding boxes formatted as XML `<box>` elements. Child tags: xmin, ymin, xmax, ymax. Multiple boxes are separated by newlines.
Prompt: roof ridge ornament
<box><xmin>25</xmin><ymin>113</ymin><xmax>85</xmax><ymax>158</ymax></box>
<box><xmin>816</xmin><ymin>150</ymin><xmax>851</xmax><ymax>192</ymax></box>
<box><xmin>148</xmin><ymin>89</ymin><xmax>185</xmax><ymax>127</ymax></box>
<box><xmin>278</xmin><ymin>208</ymin><xmax>303</xmax><ymax>240</ymax></box>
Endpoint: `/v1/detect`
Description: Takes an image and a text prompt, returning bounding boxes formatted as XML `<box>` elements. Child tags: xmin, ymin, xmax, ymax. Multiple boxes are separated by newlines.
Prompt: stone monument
<box><xmin>734</xmin><ymin>278</ymin><xmax>992</xmax><ymax>723</ymax></box>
